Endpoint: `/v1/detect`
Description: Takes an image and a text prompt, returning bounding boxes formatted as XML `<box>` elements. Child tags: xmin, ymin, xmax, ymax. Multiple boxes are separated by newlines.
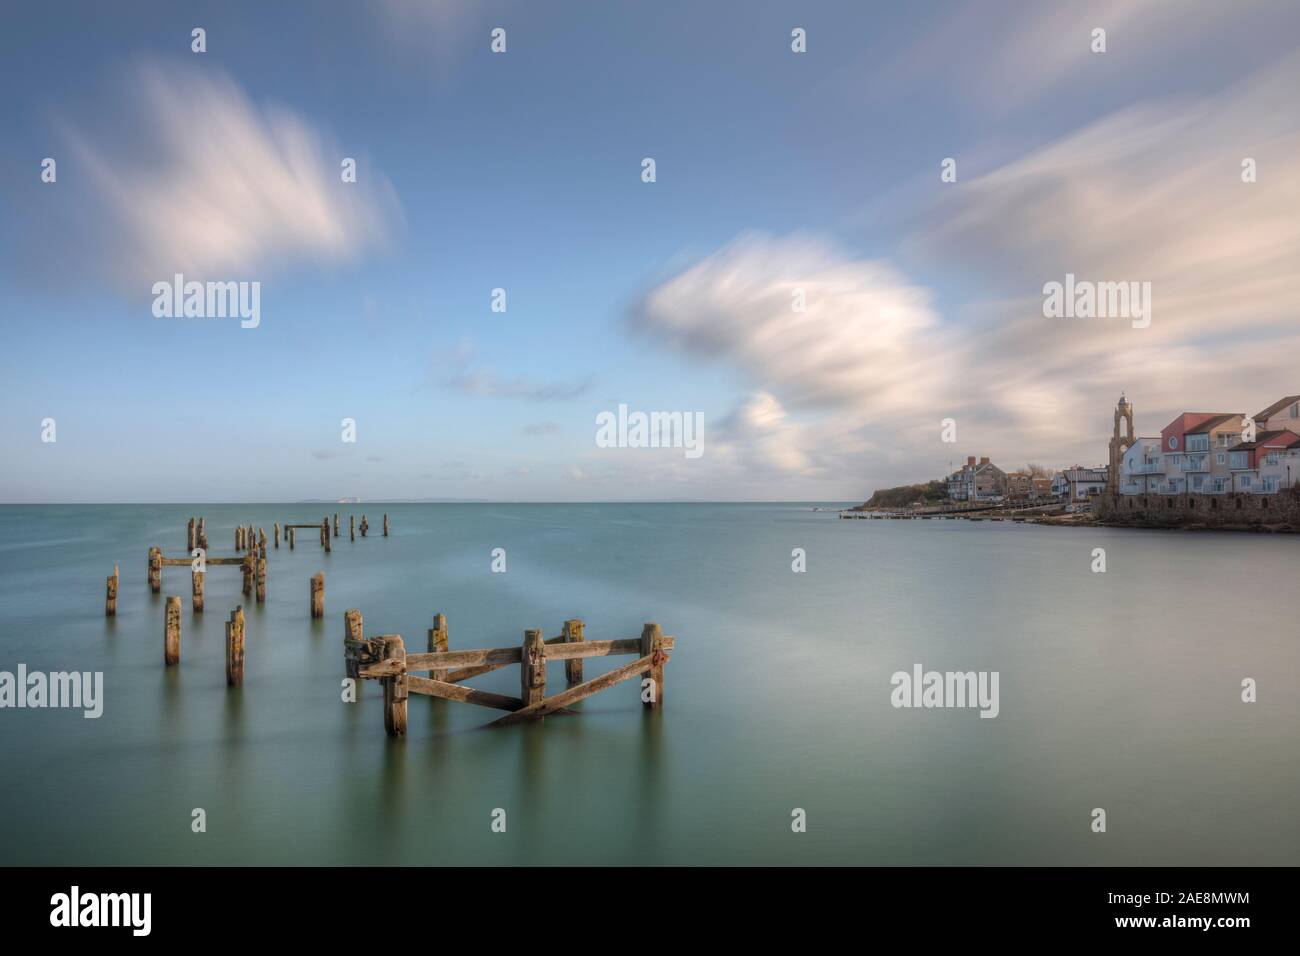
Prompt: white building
<box><xmin>1118</xmin><ymin>438</ymin><xmax>1162</xmax><ymax>495</ymax></box>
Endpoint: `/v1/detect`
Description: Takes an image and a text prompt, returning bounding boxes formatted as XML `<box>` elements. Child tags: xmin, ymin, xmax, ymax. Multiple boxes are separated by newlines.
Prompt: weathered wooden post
<box><xmin>273</xmin><ymin>522</ymin><xmax>280</xmax><ymax>548</ymax></box>
<box><xmin>256</xmin><ymin>557</ymin><xmax>267</xmax><ymax>603</ymax></box>
<box><xmin>563</xmin><ymin>618</ymin><xmax>585</xmax><ymax>684</ymax></box>
<box><xmin>225</xmin><ymin>606</ymin><xmax>245</xmax><ymax>686</ymax></box>
<box><xmin>105</xmin><ymin>565</ymin><xmax>119</xmax><ymax>617</ymax></box>
<box><xmin>192</xmin><ymin>568</ymin><xmax>205</xmax><ymax>612</ymax></box>
<box><xmin>311</xmin><ymin>572</ymin><xmax>324</xmax><ymax>618</ymax></box>
<box><xmin>521</xmin><ymin>628</ymin><xmax>546</xmax><ymax>715</ymax></box>
<box><xmin>241</xmin><ymin>553</ymin><xmax>253</xmax><ymax>598</ymax></box>
<box><xmin>383</xmin><ymin>513</ymin><xmax>389</xmax><ymax>536</ymax></box>
<box><xmin>289</xmin><ymin>527</ymin><xmax>296</xmax><ymax>550</ymax></box>
<box><xmin>640</xmin><ymin>622</ymin><xmax>665</xmax><ymax>709</ymax></box>
<box><xmin>148</xmin><ymin>547</ymin><xmax>162</xmax><ymax>593</ymax></box>
<box><xmin>187</xmin><ymin>517</ymin><xmax>196</xmax><ymax>552</ymax></box>
<box><xmin>164</xmin><ymin>596</ymin><xmax>182</xmax><ymax>665</ymax></box>
<box><xmin>259</xmin><ymin>528</ymin><xmax>267</xmax><ymax>556</ymax></box>
<box><xmin>343</xmin><ymin>609</ymin><xmax>363</xmax><ymax>678</ymax></box>
<box><xmin>349</xmin><ymin>515</ymin><xmax>355</xmax><ymax>541</ymax></box>
<box><xmin>333</xmin><ymin>513</ymin><xmax>339</xmax><ymax>537</ymax></box>
<box><xmin>197</xmin><ymin>517</ymin><xmax>207</xmax><ymax>551</ymax></box>
<box><xmin>235</xmin><ymin>526</ymin><xmax>243</xmax><ymax>551</ymax></box>
<box><xmin>322</xmin><ymin>518</ymin><xmax>331</xmax><ymax>553</ymax></box>
<box><xmin>381</xmin><ymin>636</ymin><xmax>408</xmax><ymax>736</ymax></box>
<box><xmin>427</xmin><ymin>613</ymin><xmax>449</xmax><ymax>682</ymax></box>
<box><xmin>361</xmin><ymin>515</ymin><xmax>368</xmax><ymax>537</ymax></box>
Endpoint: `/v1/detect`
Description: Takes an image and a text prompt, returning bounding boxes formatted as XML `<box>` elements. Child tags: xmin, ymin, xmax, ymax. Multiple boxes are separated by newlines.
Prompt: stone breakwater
<box><xmin>1096</xmin><ymin>491</ymin><xmax>1300</xmax><ymax>532</ymax></box>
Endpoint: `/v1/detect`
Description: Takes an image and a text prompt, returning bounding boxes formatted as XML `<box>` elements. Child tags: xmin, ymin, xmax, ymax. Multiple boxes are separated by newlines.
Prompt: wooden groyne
<box><xmin>345</xmin><ymin>613</ymin><xmax>674</xmax><ymax>735</ymax></box>
<box><xmin>148</xmin><ymin>549</ymin><xmax>260</xmax><ymax>607</ymax></box>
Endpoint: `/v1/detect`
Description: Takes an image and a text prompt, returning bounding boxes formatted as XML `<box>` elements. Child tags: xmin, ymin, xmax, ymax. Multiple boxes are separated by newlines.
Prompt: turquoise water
<box><xmin>0</xmin><ymin>503</ymin><xmax>1296</xmax><ymax>865</ymax></box>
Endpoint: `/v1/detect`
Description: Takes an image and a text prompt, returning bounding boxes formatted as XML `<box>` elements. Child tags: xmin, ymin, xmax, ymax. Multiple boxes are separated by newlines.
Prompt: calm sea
<box><xmin>0</xmin><ymin>503</ymin><xmax>1296</xmax><ymax>865</ymax></box>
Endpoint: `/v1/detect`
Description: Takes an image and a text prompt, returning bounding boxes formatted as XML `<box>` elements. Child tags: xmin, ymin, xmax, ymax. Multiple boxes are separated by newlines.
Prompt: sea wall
<box><xmin>1097</xmin><ymin>490</ymin><xmax>1300</xmax><ymax>530</ymax></box>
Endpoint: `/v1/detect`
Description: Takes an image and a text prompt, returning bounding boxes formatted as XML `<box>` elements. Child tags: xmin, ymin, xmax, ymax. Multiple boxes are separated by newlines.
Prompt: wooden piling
<box><xmin>322</xmin><ymin>518</ymin><xmax>331</xmax><ymax>553</ymax></box>
<box><xmin>428</xmin><ymin>613</ymin><xmax>449</xmax><ymax>682</ymax></box>
<box><xmin>226</xmin><ymin>606</ymin><xmax>245</xmax><ymax>686</ymax></box>
<box><xmin>343</xmin><ymin>609</ymin><xmax>363</xmax><ymax>678</ymax></box>
<box><xmin>256</xmin><ymin>557</ymin><xmax>266</xmax><ymax>603</ymax></box>
<box><xmin>192</xmin><ymin>569</ymin><xmax>205</xmax><ymax>613</ymax></box>
<box><xmin>197</xmin><ymin>517</ymin><xmax>206</xmax><ymax>550</ymax></box>
<box><xmin>259</xmin><ymin>528</ymin><xmax>267</xmax><ymax>556</ymax></box>
<box><xmin>148</xmin><ymin>547</ymin><xmax>162</xmax><ymax>593</ymax></box>
<box><xmin>520</xmin><ymin>629</ymin><xmax>546</xmax><ymax>714</ymax></box>
<box><xmin>640</xmin><ymin>622</ymin><xmax>665</xmax><ymax>709</ymax></box>
<box><xmin>241</xmin><ymin>554</ymin><xmax>254</xmax><ymax>598</ymax></box>
<box><xmin>383</xmin><ymin>513</ymin><xmax>389</xmax><ymax>537</ymax></box>
<box><xmin>333</xmin><ymin>513</ymin><xmax>339</xmax><ymax>537</ymax></box>
<box><xmin>187</xmin><ymin>517</ymin><xmax>196</xmax><ymax>552</ymax></box>
<box><xmin>105</xmin><ymin>565</ymin><xmax>119</xmax><ymax>617</ymax></box>
<box><xmin>289</xmin><ymin>527</ymin><xmax>296</xmax><ymax>550</ymax></box>
<box><xmin>164</xmin><ymin>596</ymin><xmax>182</xmax><ymax>665</ymax></box>
<box><xmin>563</xmin><ymin>619</ymin><xmax>585</xmax><ymax>684</ymax></box>
<box><xmin>382</xmin><ymin>635</ymin><xmax>408</xmax><ymax>736</ymax></box>
<box><xmin>235</xmin><ymin>526</ymin><xmax>243</xmax><ymax>551</ymax></box>
<box><xmin>361</xmin><ymin>515</ymin><xmax>368</xmax><ymax>537</ymax></box>
<box><xmin>274</xmin><ymin>522</ymin><xmax>280</xmax><ymax>548</ymax></box>
<box><xmin>311</xmin><ymin>572</ymin><xmax>324</xmax><ymax>618</ymax></box>
<box><xmin>350</xmin><ymin>515</ymin><xmax>355</xmax><ymax>541</ymax></box>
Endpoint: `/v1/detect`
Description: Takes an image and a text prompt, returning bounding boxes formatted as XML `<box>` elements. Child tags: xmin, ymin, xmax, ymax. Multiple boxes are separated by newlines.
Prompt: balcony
<box><xmin>1180</xmin><ymin>456</ymin><xmax>1209</xmax><ymax>473</ymax></box>
<box><xmin>1125</xmin><ymin>465</ymin><xmax>1163</xmax><ymax>475</ymax></box>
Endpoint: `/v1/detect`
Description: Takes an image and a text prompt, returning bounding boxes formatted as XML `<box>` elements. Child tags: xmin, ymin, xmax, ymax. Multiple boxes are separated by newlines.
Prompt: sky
<box><xmin>2</xmin><ymin>0</ymin><xmax>1299</xmax><ymax>502</ymax></box>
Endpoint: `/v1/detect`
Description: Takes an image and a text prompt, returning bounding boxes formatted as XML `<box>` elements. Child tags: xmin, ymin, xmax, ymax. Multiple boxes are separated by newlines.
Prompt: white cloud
<box><xmin>631</xmin><ymin>233</ymin><xmax>955</xmax><ymax>414</ymax></box>
<box><xmin>64</xmin><ymin>61</ymin><xmax>400</xmax><ymax>283</ymax></box>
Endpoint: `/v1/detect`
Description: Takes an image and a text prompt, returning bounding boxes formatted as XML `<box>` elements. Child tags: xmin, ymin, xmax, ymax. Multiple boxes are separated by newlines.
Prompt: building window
<box><xmin>1217</xmin><ymin>453</ymin><xmax>1226</xmax><ymax>465</ymax></box>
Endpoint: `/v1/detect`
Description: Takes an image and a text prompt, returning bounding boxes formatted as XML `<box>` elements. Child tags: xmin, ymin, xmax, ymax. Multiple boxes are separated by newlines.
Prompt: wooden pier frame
<box><xmin>346</xmin><ymin>617</ymin><xmax>675</xmax><ymax>736</ymax></box>
<box><xmin>284</xmin><ymin>522</ymin><xmax>331</xmax><ymax>551</ymax></box>
<box><xmin>147</xmin><ymin>549</ymin><xmax>259</xmax><ymax>597</ymax></box>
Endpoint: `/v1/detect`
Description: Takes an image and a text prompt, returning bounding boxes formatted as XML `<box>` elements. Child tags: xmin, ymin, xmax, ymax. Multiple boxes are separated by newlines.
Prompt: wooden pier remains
<box><xmin>105</xmin><ymin>565</ymin><xmax>119</xmax><ymax>616</ymax></box>
<box><xmin>310</xmin><ymin>572</ymin><xmax>324</xmax><ymax>618</ymax></box>
<box><xmin>345</xmin><ymin>613</ymin><xmax>675</xmax><ymax>735</ymax></box>
<box><xmin>225</xmin><ymin>607</ymin><xmax>246</xmax><ymax>686</ymax></box>
<box><xmin>164</xmin><ymin>596</ymin><xmax>182</xmax><ymax>664</ymax></box>
<box><xmin>147</xmin><ymin>549</ymin><xmax>260</xmax><ymax>606</ymax></box>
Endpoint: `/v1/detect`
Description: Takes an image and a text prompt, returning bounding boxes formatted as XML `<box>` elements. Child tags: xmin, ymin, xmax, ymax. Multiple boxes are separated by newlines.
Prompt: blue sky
<box><xmin>3</xmin><ymin>1</ymin><xmax>1299</xmax><ymax>502</ymax></box>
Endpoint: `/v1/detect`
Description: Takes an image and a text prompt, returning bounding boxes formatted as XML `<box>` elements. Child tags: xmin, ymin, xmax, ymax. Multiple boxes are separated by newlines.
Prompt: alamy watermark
<box><xmin>152</xmin><ymin>273</ymin><xmax>260</xmax><ymax>328</ymax></box>
<box><xmin>0</xmin><ymin>665</ymin><xmax>103</xmax><ymax>718</ymax></box>
<box><xmin>1042</xmin><ymin>273</ymin><xmax>1151</xmax><ymax>329</ymax></box>
<box><xmin>595</xmin><ymin>404</ymin><xmax>704</xmax><ymax>459</ymax></box>
<box><xmin>890</xmin><ymin>663</ymin><xmax>999</xmax><ymax>718</ymax></box>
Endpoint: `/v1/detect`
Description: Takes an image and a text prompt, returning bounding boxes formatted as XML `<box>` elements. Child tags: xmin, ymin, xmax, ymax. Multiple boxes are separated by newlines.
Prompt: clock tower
<box><xmin>1108</xmin><ymin>392</ymin><xmax>1134</xmax><ymax>495</ymax></box>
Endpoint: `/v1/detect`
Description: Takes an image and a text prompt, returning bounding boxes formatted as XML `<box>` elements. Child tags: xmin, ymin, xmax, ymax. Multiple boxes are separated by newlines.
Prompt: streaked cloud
<box><xmin>63</xmin><ymin>60</ymin><xmax>400</xmax><ymax>284</ymax></box>
<box><xmin>631</xmin><ymin>233</ymin><xmax>955</xmax><ymax>414</ymax></box>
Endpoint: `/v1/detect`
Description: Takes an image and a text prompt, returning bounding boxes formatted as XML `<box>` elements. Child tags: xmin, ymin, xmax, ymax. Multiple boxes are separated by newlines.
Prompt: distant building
<box><xmin>1226</xmin><ymin>429</ymin><xmax>1300</xmax><ymax>493</ymax></box>
<box><xmin>1118</xmin><ymin>437</ymin><xmax>1162</xmax><ymax>495</ymax></box>
<box><xmin>1159</xmin><ymin>411</ymin><xmax>1244</xmax><ymax>494</ymax></box>
<box><xmin>1004</xmin><ymin>472</ymin><xmax>1053</xmax><ymax>500</ymax></box>
<box><xmin>946</xmin><ymin>456</ymin><xmax>1008</xmax><ymax>501</ymax></box>
<box><xmin>1254</xmin><ymin>395</ymin><xmax>1300</xmax><ymax>434</ymax></box>
<box><xmin>1055</xmin><ymin>466</ymin><xmax>1108</xmax><ymax>505</ymax></box>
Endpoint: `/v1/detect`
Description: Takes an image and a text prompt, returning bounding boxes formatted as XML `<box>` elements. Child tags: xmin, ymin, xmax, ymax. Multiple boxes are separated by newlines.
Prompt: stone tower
<box><xmin>1107</xmin><ymin>392</ymin><xmax>1134</xmax><ymax>495</ymax></box>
